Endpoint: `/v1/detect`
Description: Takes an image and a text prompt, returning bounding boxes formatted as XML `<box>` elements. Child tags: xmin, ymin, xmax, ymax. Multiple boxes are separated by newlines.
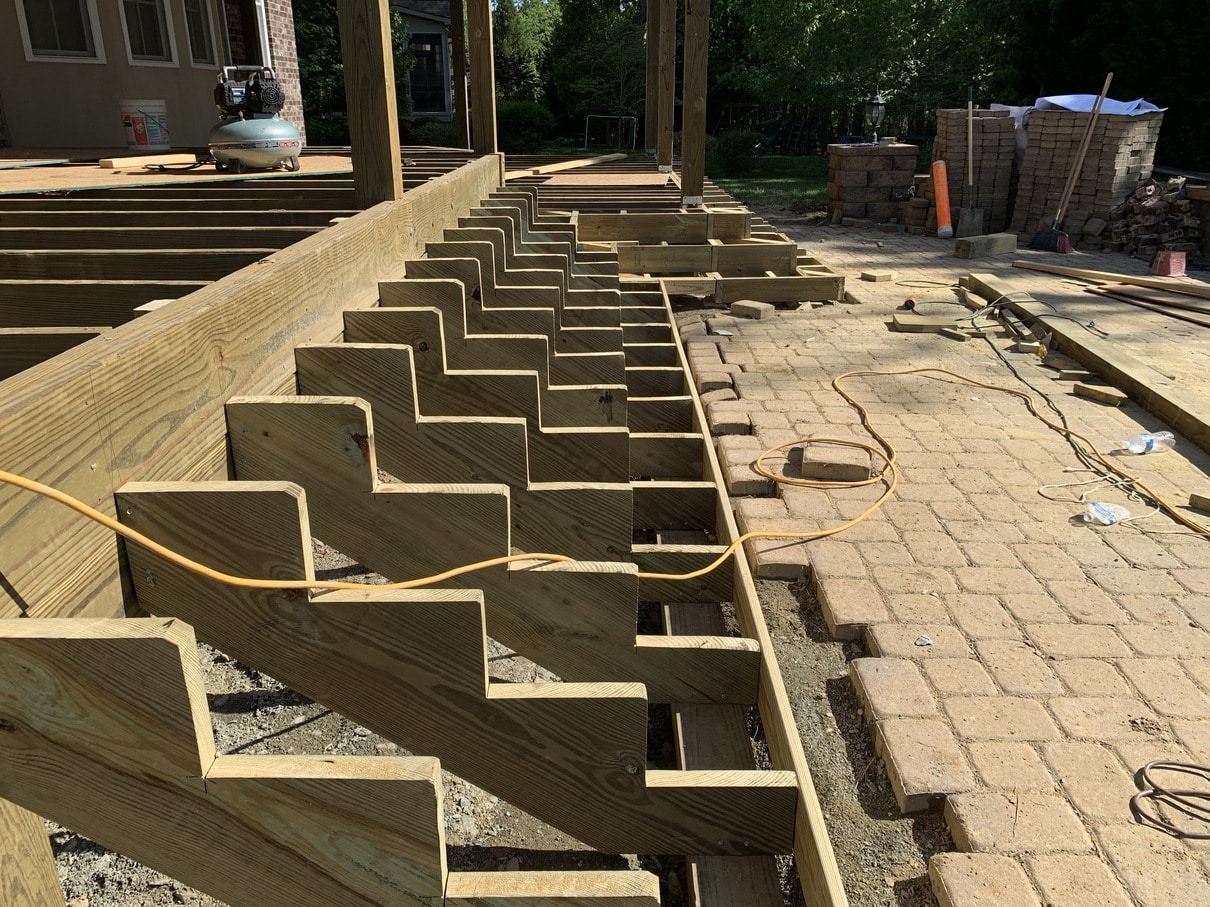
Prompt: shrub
<box><xmin>496</xmin><ymin>100</ymin><xmax>556</xmax><ymax>154</ymax></box>
<box><xmin>409</xmin><ymin>120</ymin><xmax>459</xmax><ymax>147</ymax></box>
<box><xmin>713</xmin><ymin>129</ymin><xmax>762</xmax><ymax>177</ymax></box>
<box><xmin>303</xmin><ymin>115</ymin><xmax>350</xmax><ymax>147</ymax></box>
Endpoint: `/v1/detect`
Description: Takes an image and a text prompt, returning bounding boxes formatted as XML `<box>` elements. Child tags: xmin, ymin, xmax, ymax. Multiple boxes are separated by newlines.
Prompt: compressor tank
<box><xmin>208</xmin><ymin>114</ymin><xmax>302</xmax><ymax>172</ymax></box>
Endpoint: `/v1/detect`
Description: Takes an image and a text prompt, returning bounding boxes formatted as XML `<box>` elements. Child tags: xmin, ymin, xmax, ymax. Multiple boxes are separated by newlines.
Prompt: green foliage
<box><xmin>293</xmin><ymin>0</ymin><xmax>415</xmax><ymax>134</ymax></box>
<box><xmin>409</xmin><ymin>120</ymin><xmax>459</xmax><ymax>147</ymax></box>
<box><xmin>547</xmin><ymin>0</ymin><xmax>646</xmax><ymax>124</ymax></box>
<box><xmin>710</xmin><ymin>129</ymin><xmax>762</xmax><ymax>177</ymax></box>
<box><xmin>708</xmin><ymin>154</ymin><xmax>829</xmax><ymax>213</ymax></box>
<box><xmin>494</xmin><ymin>0</ymin><xmax>562</xmax><ymax>103</ymax></box>
<box><xmin>496</xmin><ymin>99</ymin><xmax>557</xmax><ymax>153</ymax></box>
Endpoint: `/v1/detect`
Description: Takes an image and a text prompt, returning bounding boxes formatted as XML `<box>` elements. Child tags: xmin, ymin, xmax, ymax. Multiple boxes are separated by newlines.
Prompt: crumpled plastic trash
<box><xmin>1084</xmin><ymin>502</ymin><xmax>1130</xmax><ymax>525</ymax></box>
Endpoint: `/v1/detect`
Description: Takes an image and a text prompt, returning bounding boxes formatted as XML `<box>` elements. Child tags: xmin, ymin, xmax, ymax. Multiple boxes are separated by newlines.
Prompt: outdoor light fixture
<box><xmin>864</xmin><ymin>92</ymin><xmax>887</xmax><ymax>143</ymax></box>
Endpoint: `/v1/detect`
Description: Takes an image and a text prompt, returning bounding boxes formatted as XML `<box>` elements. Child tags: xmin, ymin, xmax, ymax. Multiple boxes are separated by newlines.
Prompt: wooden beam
<box><xmin>466</xmin><ymin>0</ymin><xmax>498</xmax><ymax>155</ymax></box>
<box><xmin>338</xmin><ymin>0</ymin><xmax>404</xmax><ymax>207</ymax></box>
<box><xmin>0</xmin><ymin>209</ymin><xmax>354</xmax><ymax>228</ymax></box>
<box><xmin>1012</xmin><ymin>260</ymin><xmax>1210</xmax><ymax>300</ymax></box>
<box><xmin>575</xmin><ymin>211</ymin><xmax>751</xmax><ymax>243</ymax></box>
<box><xmin>449</xmin><ymin>0</ymin><xmax>471</xmax><ymax>149</ymax></box>
<box><xmin>445</xmin><ymin>871</ymin><xmax>660</xmax><ymax>905</ymax></box>
<box><xmin>0</xmin><ymin>249</ymin><xmax>273</xmax><ymax>281</ymax></box>
<box><xmin>656</xmin><ymin>0</ymin><xmax>676</xmax><ymax>171</ymax></box>
<box><xmin>0</xmin><ymin>618</ymin><xmax>446</xmax><ymax>906</ymax></box>
<box><xmin>680</xmin><ymin>0</ymin><xmax>710</xmax><ymax>204</ymax></box>
<box><xmin>0</xmin><ymin>156</ymin><xmax>499</xmax><ymax>621</ymax></box>
<box><xmin>0</xmin><ymin>281</ymin><xmax>207</xmax><ymax>326</ymax></box>
<box><xmin>0</xmin><ymin>801</ymin><xmax>64</xmax><ymax>907</ymax></box>
<box><xmin>0</xmin><ymin>226</ymin><xmax>317</xmax><ymax>250</ymax></box>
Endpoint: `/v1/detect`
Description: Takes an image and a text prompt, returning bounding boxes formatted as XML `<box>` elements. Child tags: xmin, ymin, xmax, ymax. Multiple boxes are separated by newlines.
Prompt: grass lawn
<box><xmin>708</xmin><ymin>154</ymin><xmax>828</xmax><ymax>212</ymax></box>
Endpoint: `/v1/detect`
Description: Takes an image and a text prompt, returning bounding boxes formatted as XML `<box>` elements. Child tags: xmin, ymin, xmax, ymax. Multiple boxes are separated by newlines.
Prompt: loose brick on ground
<box><xmin>929</xmin><ymin>853</ymin><xmax>1042</xmax><ymax>907</ymax></box>
<box><xmin>875</xmin><ymin>717</ymin><xmax>977</xmax><ymax>812</ymax></box>
<box><xmin>944</xmin><ymin>791</ymin><xmax>1093</xmax><ymax>853</ymax></box>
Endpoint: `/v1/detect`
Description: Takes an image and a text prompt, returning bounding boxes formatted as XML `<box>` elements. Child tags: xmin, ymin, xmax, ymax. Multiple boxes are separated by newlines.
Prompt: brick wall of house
<box><xmin>264</xmin><ymin>0</ymin><xmax>306</xmax><ymax>142</ymax></box>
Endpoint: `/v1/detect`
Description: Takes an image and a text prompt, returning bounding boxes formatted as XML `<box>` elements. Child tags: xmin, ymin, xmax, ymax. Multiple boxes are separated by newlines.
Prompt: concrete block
<box><xmin>1190</xmin><ymin>492</ymin><xmax>1210</xmax><ymax>513</ymax></box>
<box><xmin>953</xmin><ymin>232</ymin><xmax>1018</xmax><ymax>259</ymax></box>
<box><xmin>1073</xmin><ymin>382</ymin><xmax>1127</xmax><ymax>406</ymax></box>
<box><xmin>730</xmin><ymin>300</ymin><xmax>776</xmax><ymax>320</ymax></box>
<box><xmin>860</xmin><ymin>270</ymin><xmax>896</xmax><ymax>282</ymax></box>
<box><xmin>792</xmin><ymin>440</ymin><xmax>872</xmax><ymax>482</ymax></box>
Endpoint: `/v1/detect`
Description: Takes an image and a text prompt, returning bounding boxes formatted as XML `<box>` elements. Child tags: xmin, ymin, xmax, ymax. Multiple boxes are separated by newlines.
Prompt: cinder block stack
<box><xmin>1009</xmin><ymin>110</ymin><xmax>1163</xmax><ymax>234</ymax></box>
<box><xmin>1103</xmin><ymin>176</ymin><xmax>1202</xmax><ymax>258</ymax></box>
<box><xmin>827</xmin><ymin>142</ymin><xmax>919</xmax><ymax>224</ymax></box>
<box><xmin>912</xmin><ymin>108</ymin><xmax>1015</xmax><ymax>234</ymax></box>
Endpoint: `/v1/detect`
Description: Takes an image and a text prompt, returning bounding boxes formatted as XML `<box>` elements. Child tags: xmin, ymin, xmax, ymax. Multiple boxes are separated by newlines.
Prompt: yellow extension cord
<box><xmin>0</xmin><ymin>367</ymin><xmax>1203</xmax><ymax>596</ymax></box>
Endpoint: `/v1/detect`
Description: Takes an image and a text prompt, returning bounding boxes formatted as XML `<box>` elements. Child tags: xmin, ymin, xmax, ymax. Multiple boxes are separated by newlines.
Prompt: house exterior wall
<box><xmin>0</xmin><ymin>0</ymin><xmax>303</xmax><ymax>148</ymax></box>
<box><xmin>264</xmin><ymin>0</ymin><xmax>304</xmax><ymax>141</ymax></box>
<box><xmin>399</xmin><ymin>12</ymin><xmax>451</xmax><ymax>120</ymax></box>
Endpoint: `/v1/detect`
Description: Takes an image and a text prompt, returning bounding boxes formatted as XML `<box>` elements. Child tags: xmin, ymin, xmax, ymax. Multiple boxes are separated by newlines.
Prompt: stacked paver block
<box><xmin>1009</xmin><ymin>110</ymin><xmax>1164</xmax><ymax>234</ymax></box>
<box><xmin>912</xmin><ymin>108</ymin><xmax>1016</xmax><ymax>234</ymax></box>
<box><xmin>827</xmin><ymin>143</ymin><xmax>919</xmax><ymax>224</ymax></box>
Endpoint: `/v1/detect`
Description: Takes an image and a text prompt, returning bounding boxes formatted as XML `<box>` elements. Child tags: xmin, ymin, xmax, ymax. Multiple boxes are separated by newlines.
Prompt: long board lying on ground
<box><xmin>0</xmin><ymin>155</ymin><xmax>846</xmax><ymax>907</ymax></box>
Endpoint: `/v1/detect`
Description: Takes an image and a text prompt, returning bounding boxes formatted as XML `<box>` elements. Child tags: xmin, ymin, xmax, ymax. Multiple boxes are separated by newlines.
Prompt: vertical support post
<box><xmin>680</xmin><ymin>0</ymin><xmax>709</xmax><ymax>206</ymax></box>
<box><xmin>656</xmin><ymin>0</ymin><xmax>675</xmax><ymax>172</ymax></box>
<box><xmin>337</xmin><ymin>0</ymin><xmax>404</xmax><ymax>208</ymax></box>
<box><xmin>0</xmin><ymin>800</ymin><xmax>66</xmax><ymax>907</ymax></box>
<box><xmin>466</xmin><ymin>0</ymin><xmax>498</xmax><ymax>155</ymax></box>
<box><xmin>449</xmin><ymin>0</ymin><xmax>471</xmax><ymax>149</ymax></box>
<box><xmin>644</xmin><ymin>0</ymin><xmax>660</xmax><ymax>154</ymax></box>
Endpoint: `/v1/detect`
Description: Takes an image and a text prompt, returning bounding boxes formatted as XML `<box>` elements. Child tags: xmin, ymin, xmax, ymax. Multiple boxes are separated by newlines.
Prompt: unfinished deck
<box><xmin>0</xmin><ymin>149</ymin><xmax>848</xmax><ymax>907</ymax></box>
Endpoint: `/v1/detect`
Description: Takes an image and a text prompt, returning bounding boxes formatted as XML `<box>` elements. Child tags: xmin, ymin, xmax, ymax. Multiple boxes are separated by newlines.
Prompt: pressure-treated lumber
<box><xmin>967</xmin><ymin>271</ymin><xmax>1210</xmax><ymax>456</ymax></box>
<box><xmin>0</xmin><ymin>156</ymin><xmax>500</xmax><ymax>621</ymax></box>
<box><xmin>449</xmin><ymin>0</ymin><xmax>470</xmax><ymax>148</ymax></box>
<box><xmin>115</xmin><ymin>483</ymin><xmax>797</xmax><ymax>855</ymax></box>
<box><xmin>337</xmin><ymin>0</ymin><xmax>404</xmax><ymax>207</ymax></box>
<box><xmin>99</xmin><ymin>152</ymin><xmax>201</xmax><ymax>169</ymax></box>
<box><xmin>0</xmin><ymin>280</ymin><xmax>208</xmax><ymax>326</ymax></box>
<box><xmin>0</xmin><ymin>618</ymin><xmax>446</xmax><ymax>906</ymax></box>
<box><xmin>680</xmin><ymin>0</ymin><xmax>711</xmax><ymax>205</ymax></box>
<box><xmin>575</xmin><ymin>210</ymin><xmax>751</xmax><ymax>243</ymax></box>
<box><xmin>656</xmin><ymin>0</ymin><xmax>676</xmax><ymax>170</ymax></box>
<box><xmin>0</xmin><ymin>249</ymin><xmax>273</xmax><ymax>280</ymax></box>
<box><xmin>0</xmin><ymin>800</ymin><xmax>64</xmax><ymax>907</ymax></box>
<box><xmin>1011</xmin><ymin>260</ymin><xmax>1210</xmax><ymax>300</ymax></box>
<box><xmin>467</xmin><ymin>0</ymin><xmax>498</xmax><ymax>154</ymax></box>
<box><xmin>446</xmin><ymin>870</ymin><xmax>660</xmax><ymax>905</ymax></box>
<box><xmin>0</xmin><ymin>327</ymin><xmax>108</xmax><ymax>379</ymax></box>
<box><xmin>644</xmin><ymin>0</ymin><xmax>659</xmax><ymax>152</ymax></box>
<box><xmin>0</xmin><ymin>226</ymin><xmax>317</xmax><ymax>250</ymax></box>
<box><xmin>505</xmin><ymin>153</ymin><xmax>629</xmax><ymax>182</ymax></box>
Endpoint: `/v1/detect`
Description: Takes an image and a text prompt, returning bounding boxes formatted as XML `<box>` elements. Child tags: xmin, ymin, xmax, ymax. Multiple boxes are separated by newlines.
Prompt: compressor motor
<box><xmin>208</xmin><ymin>65</ymin><xmax>303</xmax><ymax>173</ymax></box>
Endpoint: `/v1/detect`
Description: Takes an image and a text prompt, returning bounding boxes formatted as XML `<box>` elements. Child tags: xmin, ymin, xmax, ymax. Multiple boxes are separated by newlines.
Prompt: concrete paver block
<box><xmin>866</xmin><ymin>624</ymin><xmax>972</xmax><ymax>660</ymax></box>
<box><xmin>850</xmin><ymin>657</ymin><xmax>937</xmax><ymax>721</ymax></box>
<box><xmin>1023</xmin><ymin>624</ymin><xmax>1131</xmax><ymax>659</ymax></box>
<box><xmin>694</xmin><ymin>370</ymin><xmax>734</xmax><ymax>394</ymax></box>
<box><xmin>700</xmin><ymin>387</ymin><xmax>740</xmax><ymax>408</ymax></box>
<box><xmin>974</xmin><ymin>639</ymin><xmax>1063</xmax><ymax>696</ymax></box>
<box><xmin>1048</xmin><ymin>697</ymin><xmax>1167</xmax><ymax>741</ymax></box>
<box><xmin>1040</xmin><ymin>741</ymin><xmax>1138</xmax><ymax>822</ymax></box>
<box><xmin>730</xmin><ymin>300</ymin><xmax>776</xmax><ymax>319</ymax></box>
<box><xmin>928</xmin><ymin>853</ymin><xmax>1042</xmax><ymax>907</ymax></box>
<box><xmin>1025</xmin><ymin>854</ymin><xmax>1134</xmax><ymax>907</ymax></box>
<box><xmin>922</xmin><ymin>658</ymin><xmax>999</xmax><ymax>696</ymax></box>
<box><xmin>944</xmin><ymin>791</ymin><xmax>1093</xmax><ymax>853</ymax></box>
<box><xmin>814</xmin><ymin>576</ymin><xmax>888</xmax><ymax>640</ymax></box>
<box><xmin>875</xmin><ymin>718</ymin><xmax>976</xmax><ymax>812</ymax></box>
<box><xmin>944</xmin><ymin>697</ymin><xmax>1061</xmax><ymax>741</ymax></box>
<box><xmin>967</xmin><ymin>742</ymin><xmax>1055</xmax><ymax>791</ymax></box>
<box><xmin>953</xmin><ymin>232</ymin><xmax>1018</xmax><ymax>259</ymax></box>
<box><xmin>1119</xmin><ymin>658</ymin><xmax>1210</xmax><ymax>718</ymax></box>
<box><xmin>792</xmin><ymin>439</ymin><xmax>872</xmax><ymax>481</ymax></box>
<box><xmin>1051</xmin><ymin>659</ymin><xmax>1132</xmax><ymax>698</ymax></box>
<box><xmin>1098</xmin><ymin>824</ymin><xmax>1210</xmax><ymax>905</ymax></box>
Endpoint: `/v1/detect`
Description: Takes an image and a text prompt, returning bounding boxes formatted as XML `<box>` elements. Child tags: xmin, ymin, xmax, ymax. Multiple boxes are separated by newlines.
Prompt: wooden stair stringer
<box><xmin>113</xmin><ymin>482</ymin><xmax>797</xmax><ymax>856</ymax></box>
<box><xmin>0</xmin><ymin>617</ymin><xmax>446</xmax><ymax>907</ymax></box>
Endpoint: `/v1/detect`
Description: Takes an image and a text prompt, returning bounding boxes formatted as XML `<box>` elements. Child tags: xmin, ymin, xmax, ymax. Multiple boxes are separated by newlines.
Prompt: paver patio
<box><xmin>690</xmin><ymin>223</ymin><xmax>1210</xmax><ymax>905</ymax></box>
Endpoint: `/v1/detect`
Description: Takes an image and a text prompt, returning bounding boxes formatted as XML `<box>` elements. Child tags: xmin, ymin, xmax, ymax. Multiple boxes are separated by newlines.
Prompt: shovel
<box><xmin>956</xmin><ymin>85</ymin><xmax>984</xmax><ymax>237</ymax></box>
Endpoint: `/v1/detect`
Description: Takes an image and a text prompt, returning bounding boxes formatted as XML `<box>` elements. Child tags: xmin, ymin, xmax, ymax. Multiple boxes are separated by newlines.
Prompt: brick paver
<box><xmin>694</xmin><ymin>226</ymin><xmax>1210</xmax><ymax>904</ymax></box>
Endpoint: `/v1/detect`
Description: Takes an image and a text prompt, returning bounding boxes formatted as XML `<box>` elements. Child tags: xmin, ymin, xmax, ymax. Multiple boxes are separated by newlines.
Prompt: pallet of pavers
<box><xmin>0</xmin><ymin>158</ymin><xmax>846</xmax><ymax>906</ymax></box>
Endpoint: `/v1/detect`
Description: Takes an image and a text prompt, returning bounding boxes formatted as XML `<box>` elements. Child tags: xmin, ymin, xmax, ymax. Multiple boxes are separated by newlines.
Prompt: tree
<box><xmin>293</xmin><ymin>0</ymin><xmax>416</xmax><ymax>142</ymax></box>
<box><xmin>547</xmin><ymin>0</ymin><xmax>646</xmax><ymax>125</ymax></box>
<box><xmin>494</xmin><ymin>0</ymin><xmax>561</xmax><ymax>103</ymax></box>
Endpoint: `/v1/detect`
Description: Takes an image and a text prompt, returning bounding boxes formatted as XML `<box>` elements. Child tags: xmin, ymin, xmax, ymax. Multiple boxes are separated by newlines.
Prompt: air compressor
<box><xmin>208</xmin><ymin>65</ymin><xmax>303</xmax><ymax>173</ymax></box>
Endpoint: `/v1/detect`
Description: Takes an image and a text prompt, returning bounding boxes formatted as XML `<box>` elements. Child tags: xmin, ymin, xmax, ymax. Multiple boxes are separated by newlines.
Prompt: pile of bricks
<box><xmin>1009</xmin><ymin>110</ymin><xmax>1163</xmax><ymax>234</ymax></box>
<box><xmin>908</xmin><ymin>108</ymin><xmax>1016</xmax><ymax>234</ymax></box>
<box><xmin>826</xmin><ymin>142</ymin><xmax>919</xmax><ymax>224</ymax></box>
<box><xmin>1101</xmin><ymin>176</ymin><xmax>1202</xmax><ymax>258</ymax></box>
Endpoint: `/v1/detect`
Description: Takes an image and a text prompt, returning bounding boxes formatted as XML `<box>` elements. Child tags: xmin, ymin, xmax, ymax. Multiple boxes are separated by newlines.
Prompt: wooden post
<box><xmin>680</xmin><ymin>0</ymin><xmax>709</xmax><ymax>206</ymax></box>
<box><xmin>337</xmin><ymin>0</ymin><xmax>404</xmax><ymax>208</ymax></box>
<box><xmin>656</xmin><ymin>0</ymin><xmax>675</xmax><ymax>172</ymax></box>
<box><xmin>449</xmin><ymin>0</ymin><xmax>470</xmax><ymax>149</ymax></box>
<box><xmin>644</xmin><ymin>0</ymin><xmax>660</xmax><ymax>154</ymax></box>
<box><xmin>466</xmin><ymin>0</ymin><xmax>498</xmax><ymax>155</ymax></box>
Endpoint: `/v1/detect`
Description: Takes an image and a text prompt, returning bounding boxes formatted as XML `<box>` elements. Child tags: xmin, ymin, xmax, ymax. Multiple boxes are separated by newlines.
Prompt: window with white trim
<box><xmin>183</xmin><ymin>0</ymin><xmax>215</xmax><ymax>65</ymax></box>
<box><xmin>122</xmin><ymin>0</ymin><xmax>173</xmax><ymax>62</ymax></box>
<box><xmin>15</xmin><ymin>0</ymin><xmax>105</xmax><ymax>61</ymax></box>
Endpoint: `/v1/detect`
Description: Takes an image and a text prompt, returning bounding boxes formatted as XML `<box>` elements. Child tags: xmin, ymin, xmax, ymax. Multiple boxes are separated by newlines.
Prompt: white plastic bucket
<box><xmin>120</xmin><ymin>99</ymin><xmax>170</xmax><ymax>151</ymax></box>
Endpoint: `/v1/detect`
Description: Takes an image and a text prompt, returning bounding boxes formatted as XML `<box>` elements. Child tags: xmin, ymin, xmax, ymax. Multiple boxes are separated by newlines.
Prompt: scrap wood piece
<box><xmin>115</xmin><ymin>482</ymin><xmax>795</xmax><ymax>855</ymax></box>
<box><xmin>444</xmin><ymin>870</ymin><xmax>660</xmax><ymax>905</ymax></box>
<box><xmin>99</xmin><ymin>153</ymin><xmax>202</xmax><ymax>169</ymax></box>
<box><xmin>0</xmin><ymin>618</ymin><xmax>445</xmax><ymax>907</ymax></box>
<box><xmin>1074</xmin><ymin>382</ymin><xmax>1128</xmax><ymax>406</ymax></box>
<box><xmin>1086</xmin><ymin>287</ymin><xmax>1210</xmax><ymax>329</ymax></box>
<box><xmin>1092</xmin><ymin>283</ymin><xmax>1210</xmax><ymax>316</ymax></box>
<box><xmin>504</xmin><ymin>153</ymin><xmax>629</xmax><ymax>181</ymax></box>
<box><xmin>1013</xmin><ymin>260</ymin><xmax>1210</xmax><ymax>301</ymax></box>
